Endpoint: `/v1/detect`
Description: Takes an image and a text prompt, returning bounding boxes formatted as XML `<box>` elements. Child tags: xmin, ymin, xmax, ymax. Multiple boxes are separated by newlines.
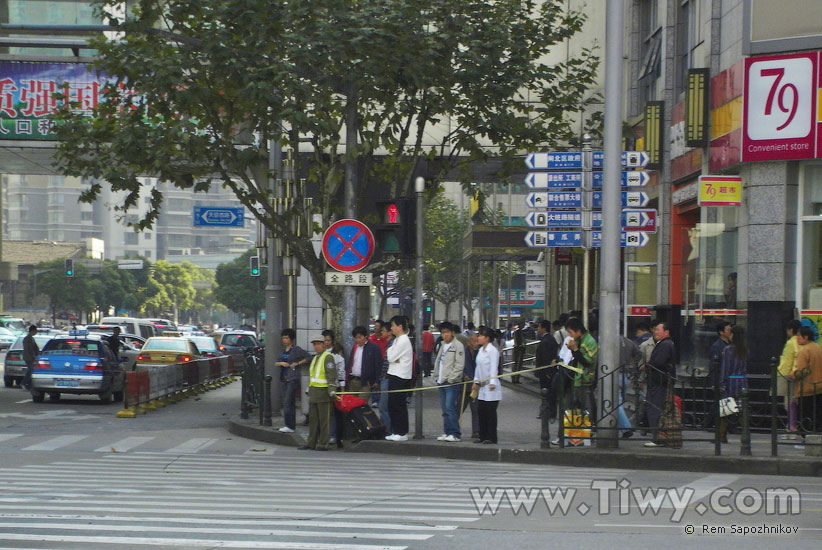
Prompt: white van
<box><xmin>100</xmin><ymin>317</ymin><xmax>157</xmax><ymax>339</ymax></box>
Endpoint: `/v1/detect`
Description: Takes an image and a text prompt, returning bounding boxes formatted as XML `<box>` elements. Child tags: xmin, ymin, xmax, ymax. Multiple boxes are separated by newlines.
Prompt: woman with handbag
<box><xmin>719</xmin><ymin>325</ymin><xmax>747</xmax><ymax>444</ymax></box>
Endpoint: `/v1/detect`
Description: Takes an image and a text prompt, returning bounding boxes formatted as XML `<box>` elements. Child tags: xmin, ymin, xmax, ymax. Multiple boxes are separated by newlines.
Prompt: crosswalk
<box><xmin>0</xmin><ymin>450</ymin><xmax>629</xmax><ymax>549</ymax></box>
<box><xmin>0</xmin><ymin>433</ymin><xmax>270</xmax><ymax>454</ymax></box>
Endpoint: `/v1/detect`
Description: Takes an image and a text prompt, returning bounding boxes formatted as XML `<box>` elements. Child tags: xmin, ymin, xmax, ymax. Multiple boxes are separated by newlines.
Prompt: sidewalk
<box><xmin>227</xmin><ymin>375</ymin><xmax>822</xmax><ymax>477</ymax></box>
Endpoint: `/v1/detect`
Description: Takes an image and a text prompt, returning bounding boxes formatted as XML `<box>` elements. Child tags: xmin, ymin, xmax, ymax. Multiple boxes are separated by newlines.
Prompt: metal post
<box><xmin>414</xmin><ymin>177</ymin><xmax>425</xmax><ymax>439</ymax></box>
<box><xmin>770</xmin><ymin>356</ymin><xmax>778</xmax><ymax>457</ymax></box>
<box><xmin>266</xmin><ymin>140</ymin><xmax>284</xmax><ymax>415</ymax></box>
<box><xmin>240</xmin><ymin>367</ymin><xmax>249</xmax><ymax>419</ymax></box>
<box><xmin>544</xmin><ymin>252</ymin><xmax>551</xmax><ymax>322</ymax></box>
<box><xmin>557</xmin><ymin>370</ymin><xmax>566</xmax><ymax>448</ymax></box>
<box><xmin>263</xmin><ymin>375</ymin><xmax>273</xmax><ymax>427</ymax></box>
<box><xmin>540</xmin><ymin>387</ymin><xmax>551</xmax><ymax>449</ymax></box>
<box><xmin>478</xmin><ymin>261</ymin><xmax>484</xmax><ymax>325</ymax></box>
<box><xmin>596</xmin><ymin>0</ymin><xmax>624</xmax><ymax>448</ymax></box>
<box><xmin>713</xmin><ymin>355</ymin><xmax>722</xmax><ymax>456</ymax></box>
<box><xmin>740</xmin><ymin>387</ymin><xmax>752</xmax><ymax>456</ymax></box>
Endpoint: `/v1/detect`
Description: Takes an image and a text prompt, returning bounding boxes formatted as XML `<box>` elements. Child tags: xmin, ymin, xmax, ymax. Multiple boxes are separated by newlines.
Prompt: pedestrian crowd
<box><xmin>271</xmin><ymin>311</ymin><xmax>822</xmax><ymax>451</ymax></box>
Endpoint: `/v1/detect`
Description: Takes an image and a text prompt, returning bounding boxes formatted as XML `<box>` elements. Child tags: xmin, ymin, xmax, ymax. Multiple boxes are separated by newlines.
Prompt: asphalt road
<box><xmin>1</xmin><ymin>359</ymin><xmax>821</xmax><ymax>550</ymax></box>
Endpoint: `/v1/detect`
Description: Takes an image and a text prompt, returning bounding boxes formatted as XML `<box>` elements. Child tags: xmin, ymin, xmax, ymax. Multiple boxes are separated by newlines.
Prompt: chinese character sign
<box><xmin>0</xmin><ymin>62</ymin><xmax>107</xmax><ymax>140</ymax></box>
<box><xmin>698</xmin><ymin>175</ymin><xmax>742</xmax><ymax>206</ymax></box>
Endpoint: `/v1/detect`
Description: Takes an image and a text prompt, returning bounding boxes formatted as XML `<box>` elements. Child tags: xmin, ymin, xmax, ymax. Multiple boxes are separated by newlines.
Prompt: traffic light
<box><xmin>249</xmin><ymin>255</ymin><xmax>260</xmax><ymax>277</ymax></box>
<box><xmin>64</xmin><ymin>258</ymin><xmax>74</xmax><ymax>278</ymax></box>
<box><xmin>375</xmin><ymin>199</ymin><xmax>415</xmax><ymax>256</ymax></box>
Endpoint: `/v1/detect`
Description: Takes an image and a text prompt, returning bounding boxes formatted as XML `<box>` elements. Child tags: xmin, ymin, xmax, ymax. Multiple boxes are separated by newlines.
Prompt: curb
<box><xmin>228</xmin><ymin>416</ymin><xmax>822</xmax><ymax>477</ymax></box>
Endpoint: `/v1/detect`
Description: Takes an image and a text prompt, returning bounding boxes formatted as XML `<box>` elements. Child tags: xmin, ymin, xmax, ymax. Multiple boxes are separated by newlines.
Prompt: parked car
<box><xmin>186</xmin><ymin>336</ymin><xmax>222</xmax><ymax>358</ymax></box>
<box><xmin>3</xmin><ymin>334</ymin><xmax>53</xmax><ymax>387</ymax></box>
<box><xmin>99</xmin><ymin>317</ymin><xmax>157</xmax><ymax>339</ymax></box>
<box><xmin>136</xmin><ymin>337</ymin><xmax>201</xmax><ymax>366</ymax></box>
<box><xmin>218</xmin><ymin>331</ymin><xmax>261</xmax><ymax>355</ymax></box>
<box><xmin>0</xmin><ymin>327</ymin><xmax>17</xmax><ymax>350</ymax></box>
<box><xmin>30</xmin><ymin>332</ymin><xmax>126</xmax><ymax>403</ymax></box>
<box><xmin>0</xmin><ymin>315</ymin><xmax>27</xmax><ymax>337</ymax></box>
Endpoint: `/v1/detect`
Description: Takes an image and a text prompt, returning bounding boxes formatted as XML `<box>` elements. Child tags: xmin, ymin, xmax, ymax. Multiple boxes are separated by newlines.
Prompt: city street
<box><xmin>0</xmin><ymin>357</ymin><xmax>820</xmax><ymax>549</ymax></box>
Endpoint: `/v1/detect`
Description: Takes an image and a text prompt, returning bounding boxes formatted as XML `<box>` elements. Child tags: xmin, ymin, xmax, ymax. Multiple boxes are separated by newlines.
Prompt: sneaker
<box><xmin>385</xmin><ymin>434</ymin><xmax>398</xmax><ymax>441</ymax></box>
<box><xmin>392</xmin><ymin>434</ymin><xmax>409</xmax><ymax>442</ymax></box>
<box><xmin>328</xmin><ymin>438</ymin><xmax>337</xmax><ymax>444</ymax></box>
<box><xmin>622</xmin><ymin>430</ymin><xmax>634</xmax><ymax>439</ymax></box>
<box><xmin>550</xmin><ymin>438</ymin><xmax>559</xmax><ymax>445</ymax></box>
<box><xmin>443</xmin><ymin>435</ymin><xmax>461</xmax><ymax>442</ymax></box>
<box><xmin>436</xmin><ymin>434</ymin><xmax>448</xmax><ymax>441</ymax></box>
<box><xmin>644</xmin><ymin>441</ymin><xmax>662</xmax><ymax>447</ymax></box>
<box><xmin>278</xmin><ymin>427</ymin><xmax>295</xmax><ymax>433</ymax></box>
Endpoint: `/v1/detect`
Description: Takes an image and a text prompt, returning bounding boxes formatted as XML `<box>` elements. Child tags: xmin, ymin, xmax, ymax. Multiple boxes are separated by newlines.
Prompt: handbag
<box><xmin>334</xmin><ymin>394</ymin><xmax>367</xmax><ymax>413</ymax></box>
<box><xmin>718</xmin><ymin>397</ymin><xmax>739</xmax><ymax>418</ymax></box>
<box><xmin>658</xmin><ymin>381</ymin><xmax>683</xmax><ymax>448</ymax></box>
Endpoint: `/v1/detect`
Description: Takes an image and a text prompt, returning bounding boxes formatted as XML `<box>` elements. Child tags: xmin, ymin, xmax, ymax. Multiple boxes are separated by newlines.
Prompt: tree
<box><xmin>213</xmin><ymin>249</ymin><xmax>266</xmax><ymax>319</ymax></box>
<box><xmin>142</xmin><ymin>260</ymin><xmax>196</xmax><ymax>320</ymax></box>
<box><xmin>52</xmin><ymin>0</ymin><xmax>599</xmax><ymax>335</ymax></box>
<box><xmin>91</xmin><ymin>263</ymin><xmax>141</xmax><ymax>315</ymax></box>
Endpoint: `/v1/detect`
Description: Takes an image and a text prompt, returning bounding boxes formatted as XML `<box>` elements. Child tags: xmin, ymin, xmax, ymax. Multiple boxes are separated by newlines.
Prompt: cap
<box><xmin>310</xmin><ymin>334</ymin><xmax>325</xmax><ymax>343</ymax></box>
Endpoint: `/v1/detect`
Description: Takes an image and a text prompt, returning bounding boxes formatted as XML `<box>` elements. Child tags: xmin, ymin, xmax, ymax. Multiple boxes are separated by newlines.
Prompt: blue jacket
<box><xmin>346</xmin><ymin>340</ymin><xmax>382</xmax><ymax>386</ymax></box>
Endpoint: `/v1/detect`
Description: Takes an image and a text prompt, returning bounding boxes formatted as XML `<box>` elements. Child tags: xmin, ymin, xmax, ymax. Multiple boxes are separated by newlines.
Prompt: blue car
<box><xmin>30</xmin><ymin>332</ymin><xmax>125</xmax><ymax>403</ymax></box>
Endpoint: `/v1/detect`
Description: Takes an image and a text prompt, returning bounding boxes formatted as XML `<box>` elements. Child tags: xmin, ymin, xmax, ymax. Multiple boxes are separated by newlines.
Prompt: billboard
<box><xmin>0</xmin><ymin>61</ymin><xmax>106</xmax><ymax>140</ymax></box>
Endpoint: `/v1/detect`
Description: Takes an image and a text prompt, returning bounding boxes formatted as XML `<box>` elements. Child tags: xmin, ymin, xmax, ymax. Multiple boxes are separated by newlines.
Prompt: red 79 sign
<box><xmin>743</xmin><ymin>52</ymin><xmax>817</xmax><ymax>162</ymax></box>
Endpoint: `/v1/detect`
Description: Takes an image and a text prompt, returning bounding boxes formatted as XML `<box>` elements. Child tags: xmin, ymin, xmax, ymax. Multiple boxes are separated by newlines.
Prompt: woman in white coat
<box><xmin>472</xmin><ymin>326</ymin><xmax>502</xmax><ymax>444</ymax></box>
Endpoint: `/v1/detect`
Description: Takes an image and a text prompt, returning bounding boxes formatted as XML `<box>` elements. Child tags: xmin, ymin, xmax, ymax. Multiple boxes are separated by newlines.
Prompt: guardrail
<box><xmin>116</xmin><ymin>353</ymin><xmax>244</xmax><ymax>418</ymax></box>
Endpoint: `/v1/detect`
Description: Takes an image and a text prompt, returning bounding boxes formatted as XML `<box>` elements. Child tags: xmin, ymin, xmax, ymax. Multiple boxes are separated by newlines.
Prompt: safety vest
<box><xmin>309</xmin><ymin>350</ymin><xmax>331</xmax><ymax>387</ymax></box>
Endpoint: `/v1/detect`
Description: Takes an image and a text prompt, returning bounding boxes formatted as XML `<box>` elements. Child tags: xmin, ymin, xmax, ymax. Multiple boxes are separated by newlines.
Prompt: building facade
<box><xmin>624</xmin><ymin>0</ymin><xmax>822</xmax><ymax>374</ymax></box>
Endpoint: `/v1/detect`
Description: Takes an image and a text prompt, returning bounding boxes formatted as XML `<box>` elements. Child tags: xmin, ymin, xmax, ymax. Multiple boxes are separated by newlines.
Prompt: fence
<box><xmin>116</xmin><ymin>353</ymin><xmax>243</xmax><ymax>418</ymax></box>
<box><xmin>500</xmin><ymin>341</ymin><xmax>821</xmax><ymax>455</ymax></box>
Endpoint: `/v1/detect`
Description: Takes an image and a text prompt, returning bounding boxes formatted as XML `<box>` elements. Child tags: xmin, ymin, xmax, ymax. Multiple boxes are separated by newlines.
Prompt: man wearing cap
<box><xmin>298</xmin><ymin>335</ymin><xmax>338</xmax><ymax>451</ymax></box>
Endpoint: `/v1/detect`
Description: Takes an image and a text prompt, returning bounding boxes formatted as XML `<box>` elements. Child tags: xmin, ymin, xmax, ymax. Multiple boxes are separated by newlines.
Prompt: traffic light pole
<box><xmin>414</xmin><ymin>176</ymin><xmax>425</xmax><ymax>440</ymax></box>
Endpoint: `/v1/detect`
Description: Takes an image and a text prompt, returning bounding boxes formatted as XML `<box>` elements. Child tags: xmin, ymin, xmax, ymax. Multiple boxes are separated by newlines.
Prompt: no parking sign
<box><xmin>321</xmin><ymin>219</ymin><xmax>375</xmax><ymax>273</ymax></box>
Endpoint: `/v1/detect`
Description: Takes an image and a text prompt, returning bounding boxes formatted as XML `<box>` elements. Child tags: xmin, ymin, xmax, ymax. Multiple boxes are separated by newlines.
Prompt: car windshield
<box><xmin>223</xmin><ymin>334</ymin><xmax>256</xmax><ymax>347</ymax></box>
<box><xmin>6</xmin><ymin>320</ymin><xmax>26</xmax><ymax>331</ymax></box>
<box><xmin>10</xmin><ymin>335</ymin><xmax>52</xmax><ymax>350</ymax></box>
<box><xmin>42</xmin><ymin>339</ymin><xmax>101</xmax><ymax>357</ymax></box>
<box><xmin>143</xmin><ymin>339</ymin><xmax>188</xmax><ymax>352</ymax></box>
<box><xmin>190</xmin><ymin>337</ymin><xmax>217</xmax><ymax>351</ymax></box>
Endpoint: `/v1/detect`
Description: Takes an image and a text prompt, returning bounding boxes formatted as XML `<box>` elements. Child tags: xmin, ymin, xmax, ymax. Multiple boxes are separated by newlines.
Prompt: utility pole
<box><xmin>597</xmin><ymin>0</ymin><xmax>624</xmax><ymax>448</ymax></box>
<box><xmin>266</xmin><ymin>140</ymin><xmax>284</xmax><ymax>413</ymax></box>
<box><xmin>413</xmin><ymin>176</ymin><xmax>425</xmax><ymax>439</ymax></box>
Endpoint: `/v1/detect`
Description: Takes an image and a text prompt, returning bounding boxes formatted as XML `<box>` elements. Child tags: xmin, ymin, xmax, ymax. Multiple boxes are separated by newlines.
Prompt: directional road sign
<box><xmin>321</xmin><ymin>219</ymin><xmax>375</xmax><ymax>273</ymax></box>
<box><xmin>525</xmin><ymin>209</ymin><xmax>657</xmax><ymax>231</ymax></box>
<box><xmin>525</xmin><ymin>151</ymin><xmax>650</xmax><ymax>170</ymax></box>
<box><xmin>621</xmin><ymin>208</ymin><xmax>657</xmax><ymax>232</ymax></box>
<box><xmin>525</xmin><ymin>191</ymin><xmax>650</xmax><ymax>209</ymax></box>
<box><xmin>193</xmin><ymin>206</ymin><xmax>245</xmax><ymax>227</ymax></box>
<box><xmin>525</xmin><ymin>230</ymin><xmax>650</xmax><ymax>248</ymax></box>
<box><xmin>525</xmin><ymin>170</ymin><xmax>650</xmax><ymax>189</ymax></box>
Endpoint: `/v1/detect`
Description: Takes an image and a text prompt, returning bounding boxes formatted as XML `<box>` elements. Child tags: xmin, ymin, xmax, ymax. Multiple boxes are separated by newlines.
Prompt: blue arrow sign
<box><xmin>525</xmin><ymin>230</ymin><xmax>650</xmax><ymax>248</ymax></box>
<box><xmin>525</xmin><ymin>192</ymin><xmax>583</xmax><ymax>208</ymax></box>
<box><xmin>525</xmin><ymin>171</ymin><xmax>650</xmax><ymax>189</ymax></box>
<box><xmin>525</xmin><ymin>151</ymin><xmax>651</xmax><ymax>171</ymax></box>
<box><xmin>193</xmin><ymin>206</ymin><xmax>245</xmax><ymax>227</ymax></box>
<box><xmin>526</xmin><ymin>209</ymin><xmax>657</xmax><ymax>230</ymax></box>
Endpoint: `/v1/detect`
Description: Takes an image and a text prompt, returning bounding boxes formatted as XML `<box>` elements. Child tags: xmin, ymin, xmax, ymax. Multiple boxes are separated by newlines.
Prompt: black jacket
<box><xmin>535</xmin><ymin>332</ymin><xmax>559</xmax><ymax>387</ymax></box>
<box><xmin>646</xmin><ymin>337</ymin><xmax>676</xmax><ymax>386</ymax></box>
<box><xmin>346</xmin><ymin>340</ymin><xmax>382</xmax><ymax>386</ymax></box>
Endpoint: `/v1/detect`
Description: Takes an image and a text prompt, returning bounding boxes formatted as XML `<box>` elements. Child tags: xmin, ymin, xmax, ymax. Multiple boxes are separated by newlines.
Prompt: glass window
<box><xmin>801</xmin><ymin>165</ymin><xmax>822</xmax><ymax>308</ymax></box>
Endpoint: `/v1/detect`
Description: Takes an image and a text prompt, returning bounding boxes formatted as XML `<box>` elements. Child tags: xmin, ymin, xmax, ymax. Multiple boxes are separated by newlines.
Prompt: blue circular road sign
<box><xmin>321</xmin><ymin>219</ymin><xmax>375</xmax><ymax>272</ymax></box>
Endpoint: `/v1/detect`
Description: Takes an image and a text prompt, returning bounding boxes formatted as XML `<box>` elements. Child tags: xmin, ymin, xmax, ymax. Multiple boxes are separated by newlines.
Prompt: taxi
<box><xmin>187</xmin><ymin>336</ymin><xmax>222</xmax><ymax>358</ymax></box>
<box><xmin>30</xmin><ymin>331</ymin><xmax>125</xmax><ymax>403</ymax></box>
<box><xmin>136</xmin><ymin>337</ymin><xmax>201</xmax><ymax>366</ymax></box>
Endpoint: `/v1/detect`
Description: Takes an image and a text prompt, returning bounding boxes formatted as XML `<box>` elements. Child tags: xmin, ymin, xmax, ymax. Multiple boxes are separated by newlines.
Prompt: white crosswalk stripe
<box><xmin>0</xmin><ymin>452</ymin><xmax>615</xmax><ymax>549</ymax></box>
<box><xmin>93</xmin><ymin>436</ymin><xmax>155</xmax><ymax>452</ymax></box>
<box><xmin>21</xmin><ymin>434</ymin><xmax>88</xmax><ymax>451</ymax></box>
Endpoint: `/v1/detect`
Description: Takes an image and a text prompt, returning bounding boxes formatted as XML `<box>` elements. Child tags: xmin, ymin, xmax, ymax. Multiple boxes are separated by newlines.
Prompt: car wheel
<box><xmin>48</xmin><ymin>393</ymin><xmax>61</xmax><ymax>401</ymax></box>
<box><xmin>31</xmin><ymin>390</ymin><xmax>45</xmax><ymax>403</ymax></box>
<box><xmin>3</xmin><ymin>376</ymin><xmax>12</xmax><ymax>388</ymax></box>
<box><xmin>99</xmin><ymin>390</ymin><xmax>113</xmax><ymax>404</ymax></box>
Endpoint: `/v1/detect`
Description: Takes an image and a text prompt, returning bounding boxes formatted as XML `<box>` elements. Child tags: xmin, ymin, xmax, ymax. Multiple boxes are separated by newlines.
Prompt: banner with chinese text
<box><xmin>0</xmin><ymin>61</ymin><xmax>106</xmax><ymax>140</ymax></box>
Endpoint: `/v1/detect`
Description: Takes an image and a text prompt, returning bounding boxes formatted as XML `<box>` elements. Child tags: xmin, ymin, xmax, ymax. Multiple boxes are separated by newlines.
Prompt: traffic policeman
<box><xmin>298</xmin><ymin>335</ymin><xmax>338</xmax><ymax>451</ymax></box>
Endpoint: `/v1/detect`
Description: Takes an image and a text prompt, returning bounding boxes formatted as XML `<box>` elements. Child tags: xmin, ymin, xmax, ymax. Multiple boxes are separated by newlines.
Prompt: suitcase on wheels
<box><xmin>347</xmin><ymin>404</ymin><xmax>386</xmax><ymax>440</ymax></box>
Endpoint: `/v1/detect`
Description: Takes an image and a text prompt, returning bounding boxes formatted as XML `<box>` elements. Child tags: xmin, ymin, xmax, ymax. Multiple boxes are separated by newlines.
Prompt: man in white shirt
<box><xmin>385</xmin><ymin>315</ymin><xmax>413</xmax><ymax>441</ymax></box>
<box><xmin>434</xmin><ymin>322</ymin><xmax>466</xmax><ymax>442</ymax></box>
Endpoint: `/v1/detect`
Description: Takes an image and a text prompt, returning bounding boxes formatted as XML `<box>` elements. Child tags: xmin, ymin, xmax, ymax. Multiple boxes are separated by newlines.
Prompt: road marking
<box><xmin>164</xmin><ymin>438</ymin><xmax>218</xmax><ymax>454</ymax></box>
<box><xmin>21</xmin><ymin>435</ymin><xmax>88</xmax><ymax>451</ymax></box>
<box><xmin>0</xmin><ymin>522</ymin><xmax>434</xmax><ymax>540</ymax></box>
<box><xmin>15</xmin><ymin>399</ymin><xmax>31</xmax><ymax>404</ymax></box>
<box><xmin>0</xmin><ymin>534</ymin><xmax>407</xmax><ymax>549</ymax></box>
<box><xmin>0</xmin><ymin>434</ymin><xmax>22</xmax><ymax>443</ymax></box>
<box><xmin>94</xmin><ymin>437</ymin><xmax>154</xmax><ymax>453</ymax></box>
